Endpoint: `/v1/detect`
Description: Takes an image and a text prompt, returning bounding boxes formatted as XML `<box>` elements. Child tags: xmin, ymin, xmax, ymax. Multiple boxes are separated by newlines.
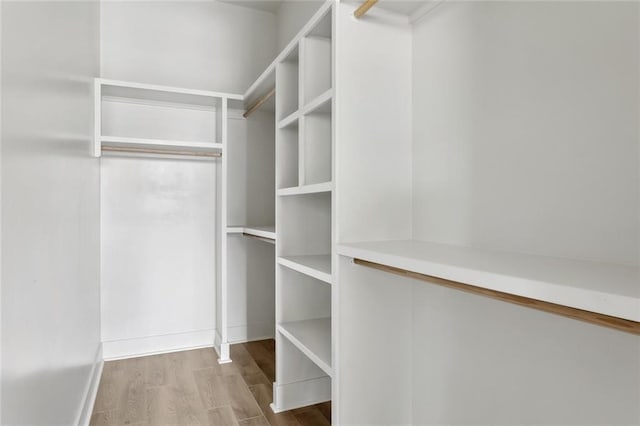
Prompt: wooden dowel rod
<box><xmin>102</xmin><ymin>146</ymin><xmax>221</xmax><ymax>158</ymax></box>
<box><xmin>243</xmin><ymin>88</ymin><xmax>275</xmax><ymax>118</ymax></box>
<box><xmin>242</xmin><ymin>232</ymin><xmax>275</xmax><ymax>244</ymax></box>
<box><xmin>354</xmin><ymin>0</ymin><xmax>378</xmax><ymax>18</ymax></box>
<box><xmin>353</xmin><ymin>258</ymin><xmax>640</xmax><ymax>336</ymax></box>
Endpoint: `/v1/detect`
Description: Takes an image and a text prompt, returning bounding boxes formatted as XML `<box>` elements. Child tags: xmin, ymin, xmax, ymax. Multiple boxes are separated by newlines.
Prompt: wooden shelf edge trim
<box><xmin>352</xmin><ymin>258</ymin><xmax>640</xmax><ymax>336</ymax></box>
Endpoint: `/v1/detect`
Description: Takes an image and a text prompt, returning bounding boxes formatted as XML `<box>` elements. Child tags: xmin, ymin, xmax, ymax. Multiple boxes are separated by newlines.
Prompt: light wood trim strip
<box><xmin>353</xmin><ymin>258</ymin><xmax>640</xmax><ymax>335</ymax></box>
<box><xmin>243</xmin><ymin>88</ymin><xmax>275</xmax><ymax>118</ymax></box>
<box><xmin>242</xmin><ymin>233</ymin><xmax>275</xmax><ymax>244</ymax></box>
<box><xmin>354</xmin><ymin>0</ymin><xmax>378</xmax><ymax>18</ymax></box>
<box><xmin>102</xmin><ymin>145</ymin><xmax>221</xmax><ymax>158</ymax></box>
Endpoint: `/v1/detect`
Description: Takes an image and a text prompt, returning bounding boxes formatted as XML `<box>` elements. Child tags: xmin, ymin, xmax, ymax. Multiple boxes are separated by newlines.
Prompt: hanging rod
<box><xmin>101</xmin><ymin>146</ymin><xmax>222</xmax><ymax>158</ymax></box>
<box><xmin>242</xmin><ymin>232</ymin><xmax>275</xmax><ymax>245</ymax></box>
<box><xmin>353</xmin><ymin>258</ymin><xmax>640</xmax><ymax>336</ymax></box>
<box><xmin>354</xmin><ymin>0</ymin><xmax>378</xmax><ymax>18</ymax></box>
<box><xmin>243</xmin><ymin>88</ymin><xmax>275</xmax><ymax>118</ymax></box>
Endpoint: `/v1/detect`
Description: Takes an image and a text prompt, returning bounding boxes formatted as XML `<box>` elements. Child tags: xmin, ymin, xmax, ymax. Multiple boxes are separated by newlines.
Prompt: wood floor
<box><xmin>90</xmin><ymin>340</ymin><xmax>331</xmax><ymax>426</ymax></box>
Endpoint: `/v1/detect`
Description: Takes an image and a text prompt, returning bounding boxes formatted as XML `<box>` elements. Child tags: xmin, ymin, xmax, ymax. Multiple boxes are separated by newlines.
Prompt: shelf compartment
<box><xmin>338</xmin><ymin>240</ymin><xmax>640</xmax><ymax>329</ymax></box>
<box><xmin>279</xmin><ymin>255</ymin><xmax>331</xmax><ymax>284</ymax></box>
<box><xmin>276</xmin><ymin>125</ymin><xmax>299</xmax><ymax>190</ymax></box>
<box><xmin>303</xmin><ymin>105</ymin><xmax>332</xmax><ymax>186</ymax></box>
<box><xmin>301</xmin><ymin>37</ymin><xmax>332</xmax><ymax>105</ymax></box>
<box><xmin>278</xmin><ymin>318</ymin><xmax>332</xmax><ymax>377</ymax></box>
<box><xmin>276</xmin><ymin>47</ymin><xmax>300</xmax><ymax>121</ymax></box>
<box><xmin>277</xmin><ymin>182</ymin><xmax>332</xmax><ymax>196</ymax></box>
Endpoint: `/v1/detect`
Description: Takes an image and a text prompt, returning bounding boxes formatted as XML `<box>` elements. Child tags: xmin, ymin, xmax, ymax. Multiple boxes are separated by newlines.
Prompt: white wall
<box><xmin>1</xmin><ymin>2</ymin><xmax>101</xmax><ymax>424</ymax></box>
<box><xmin>100</xmin><ymin>156</ymin><xmax>217</xmax><ymax>358</ymax></box>
<box><xmin>276</xmin><ymin>0</ymin><xmax>324</xmax><ymax>51</ymax></box>
<box><xmin>412</xmin><ymin>1</ymin><xmax>639</xmax><ymax>266</ymax></box>
<box><xmin>410</xmin><ymin>2</ymin><xmax>640</xmax><ymax>424</ymax></box>
<box><xmin>101</xmin><ymin>1</ymin><xmax>277</xmax><ymax>94</ymax></box>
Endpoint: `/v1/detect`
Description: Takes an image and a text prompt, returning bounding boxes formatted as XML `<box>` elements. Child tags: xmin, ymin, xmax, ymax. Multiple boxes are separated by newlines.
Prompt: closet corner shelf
<box><xmin>278</xmin><ymin>318</ymin><xmax>332</xmax><ymax>377</ymax></box>
<box><xmin>277</xmin><ymin>182</ymin><xmax>333</xmax><ymax>196</ymax></box>
<box><xmin>278</xmin><ymin>255</ymin><xmax>332</xmax><ymax>284</ymax></box>
<box><xmin>100</xmin><ymin>136</ymin><xmax>223</xmax><ymax>154</ymax></box>
<box><xmin>337</xmin><ymin>240</ymin><xmax>640</xmax><ymax>326</ymax></box>
<box><xmin>227</xmin><ymin>225</ymin><xmax>276</xmax><ymax>241</ymax></box>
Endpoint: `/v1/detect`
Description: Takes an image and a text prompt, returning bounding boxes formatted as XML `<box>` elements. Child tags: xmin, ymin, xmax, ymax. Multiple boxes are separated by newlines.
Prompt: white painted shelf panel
<box><xmin>278</xmin><ymin>318</ymin><xmax>332</xmax><ymax>377</ymax></box>
<box><xmin>99</xmin><ymin>78</ymin><xmax>242</xmax><ymax>107</ymax></box>
<box><xmin>277</xmin><ymin>182</ymin><xmax>333</xmax><ymax>197</ymax></box>
<box><xmin>278</xmin><ymin>111</ymin><xmax>300</xmax><ymax>129</ymax></box>
<box><xmin>301</xmin><ymin>89</ymin><xmax>332</xmax><ymax>116</ymax></box>
<box><xmin>227</xmin><ymin>225</ymin><xmax>276</xmax><ymax>241</ymax></box>
<box><xmin>278</xmin><ymin>255</ymin><xmax>332</xmax><ymax>284</ymax></box>
<box><xmin>101</xmin><ymin>136</ymin><xmax>222</xmax><ymax>151</ymax></box>
<box><xmin>338</xmin><ymin>240</ymin><xmax>640</xmax><ymax>322</ymax></box>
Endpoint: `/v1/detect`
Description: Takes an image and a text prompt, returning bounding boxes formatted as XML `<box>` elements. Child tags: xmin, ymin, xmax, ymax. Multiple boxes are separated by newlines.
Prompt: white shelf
<box><xmin>278</xmin><ymin>110</ymin><xmax>300</xmax><ymax>129</ymax></box>
<box><xmin>338</xmin><ymin>240</ymin><xmax>640</xmax><ymax>322</ymax></box>
<box><xmin>278</xmin><ymin>255</ymin><xmax>332</xmax><ymax>284</ymax></box>
<box><xmin>278</xmin><ymin>318</ymin><xmax>332</xmax><ymax>377</ymax></box>
<box><xmin>102</xmin><ymin>136</ymin><xmax>222</xmax><ymax>151</ymax></box>
<box><xmin>99</xmin><ymin>78</ymin><xmax>242</xmax><ymax>106</ymax></box>
<box><xmin>302</xmin><ymin>89</ymin><xmax>332</xmax><ymax>116</ymax></box>
<box><xmin>277</xmin><ymin>182</ymin><xmax>332</xmax><ymax>197</ymax></box>
<box><xmin>227</xmin><ymin>225</ymin><xmax>276</xmax><ymax>241</ymax></box>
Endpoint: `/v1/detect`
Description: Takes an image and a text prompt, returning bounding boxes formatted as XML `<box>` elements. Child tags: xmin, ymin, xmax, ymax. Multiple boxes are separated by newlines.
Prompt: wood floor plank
<box><xmin>237</xmin><ymin>416</ymin><xmax>270</xmax><ymax>426</ymax></box>
<box><xmin>187</xmin><ymin>347</ymin><xmax>220</xmax><ymax>370</ymax></box>
<box><xmin>93</xmin><ymin>359</ymin><xmax>127</xmax><ymax>413</ymax></box>
<box><xmin>223</xmin><ymin>374</ymin><xmax>263</xmax><ymax>420</ymax></box>
<box><xmin>119</xmin><ymin>357</ymin><xmax>147</xmax><ymax>425</ymax></box>
<box><xmin>248</xmin><ymin>384</ymin><xmax>299</xmax><ymax>426</ymax></box>
<box><xmin>207</xmin><ymin>406</ymin><xmax>239</xmax><ymax>426</ymax></box>
<box><xmin>145</xmin><ymin>353</ymin><xmax>169</xmax><ymax>387</ymax></box>
<box><xmin>315</xmin><ymin>401</ymin><xmax>332</xmax><ymax>423</ymax></box>
<box><xmin>229</xmin><ymin>344</ymin><xmax>267</xmax><ymax>380</ymax></box>
<box><xmin>291</xmin><ymin>407</ymin><xmax>331</xmax><ymax>426</ymax></box>
<box><xmin>89</xmin><ymin>410</ymin><xmax>120</xmax><ymax>426</ymax></box>
<box><xmin>193</xmin><ymin>367</ymin><xmax>230</xmax><ymax>409</ymax></box>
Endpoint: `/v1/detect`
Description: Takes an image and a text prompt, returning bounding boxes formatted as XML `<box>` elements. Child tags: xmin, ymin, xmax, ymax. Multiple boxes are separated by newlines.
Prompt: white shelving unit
<box><xmin>270</xmin><ymin>2</ymin><xmax>335</xmax><ymax>414</ymax></box>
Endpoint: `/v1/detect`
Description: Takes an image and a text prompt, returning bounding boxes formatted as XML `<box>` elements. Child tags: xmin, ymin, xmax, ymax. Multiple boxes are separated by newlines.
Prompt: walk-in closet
<box><xmin>1</xmin><ymin>0</ymin><xmax>638</xmax><ymax>425</ymax></box>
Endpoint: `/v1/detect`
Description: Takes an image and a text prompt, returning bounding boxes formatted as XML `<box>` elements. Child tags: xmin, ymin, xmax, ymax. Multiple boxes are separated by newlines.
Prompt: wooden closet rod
<box><xmin>353</xmin><ymin>258</ymin><xmax>640</xmax><ymax>336</ymax></box>
<box><xmin>243</xmin><ymin>88</ymin><xmax>275</xmax><ymax>118</ymax></box>
<box><xmin>354</xmin><ymin>0</ymin><xmax>378</xmax><ymax>18</ymax></box>
<box><xmin>102</xmin><ymin>146</ymin><xmax>222</xmax><ymax>158</ymax></box>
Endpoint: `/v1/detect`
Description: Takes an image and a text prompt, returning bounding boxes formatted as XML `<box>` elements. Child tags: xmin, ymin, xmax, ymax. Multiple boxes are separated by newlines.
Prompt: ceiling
<box><xmin>218</xmin><ymin>0</ymin><xmax>429</xmax><ymax>17</ymax></box>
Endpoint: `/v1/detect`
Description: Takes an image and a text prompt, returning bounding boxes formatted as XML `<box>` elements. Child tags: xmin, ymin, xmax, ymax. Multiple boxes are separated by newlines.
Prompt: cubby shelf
<box><xmin>227</xmin><ymin>225</ymin><xmax>276</xmax><ymax>241</ymax></box>
<box><xmin>278</xmin><ymin>255</ymin><xmax>332</xmax><ymax>284</ymax></box>
<box><xmin>338</xmin><ymin>240</ymin><xmax>640</xmax><ymax>323</ymax></box>
<box><xmin>277</xmin><ymin>182</ymin><xmax>333</xmax><ymax>196</ymax></box>
<box><xmin>278</xmin><ymin>318</ymin><xmax>332</xmax><ymax>377</ymax></box>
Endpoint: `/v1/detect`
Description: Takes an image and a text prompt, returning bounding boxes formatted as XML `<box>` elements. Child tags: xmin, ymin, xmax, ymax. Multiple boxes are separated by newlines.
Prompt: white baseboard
<box><xmin>214</xmin><ymin>329</ymin><xmax>231</xmax><ymax>363</ymax></box>
<box><xmin>76</xmin><ymin>345</ymin><xmax>104</xmax><ymax>426</ymax></box>
<box><xmin>227</xmin><ymin>322</ymin><xmax>275</xmax><ymax>344</ymax></box>
<box><xmin>271</xmin><ymin>376</ymin><xmax>331</xmax><ymax>413</ymax></box>
<box><xmin>102</xmin><ymin>329</ymin><xmax>215</xmax><ymax>360</ymax></box>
